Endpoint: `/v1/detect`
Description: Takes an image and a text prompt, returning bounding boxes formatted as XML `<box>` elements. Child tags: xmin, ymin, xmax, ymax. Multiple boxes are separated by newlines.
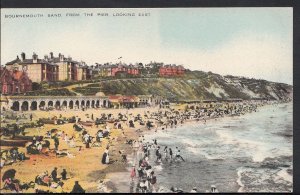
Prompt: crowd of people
<box><xmin>127</xmin><ymin>136</ymin><xmax>188</xmax><ymax>193</ymax></box>
<box><xmin>1</xmin><ymin>100</ymin><xmax>275</xmax><ymax>193</ymax></box>
<box><xmin>1</xmin><ymin>167</ymin><xmax>85</xmax><ymax>193</ymax></box>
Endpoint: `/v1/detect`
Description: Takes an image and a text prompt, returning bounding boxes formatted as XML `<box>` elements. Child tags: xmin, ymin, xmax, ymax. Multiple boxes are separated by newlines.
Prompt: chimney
<box><xmin>50</xmin><ymin>52</ymin><xmax>53</xmax><ymax>59</ymax></box>
<box><xmin>32</xmin><ymin>52</ymin><xmax>38</xmax><ymax>63</ymax></box>
<box><xmin>44</xmin><ymin>55</ymin><xmax>49</xmax><ymax>61</ymax></box>
<box><xmin>59</xmin><ymin>53</ymin><xmax>64</xmax><ymax>62</ymax></box>
<box><xmin>21</xmin><ymin>52</ymin><xmax>25</xmax><ymax>61</ymax></box>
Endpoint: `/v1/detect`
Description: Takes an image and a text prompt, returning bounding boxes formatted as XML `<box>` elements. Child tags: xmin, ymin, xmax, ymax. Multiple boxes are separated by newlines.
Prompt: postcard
<box><xmin>0</xmin><ymin>8</ymin><xmax>293</xmax><ymax>193</ymax></box>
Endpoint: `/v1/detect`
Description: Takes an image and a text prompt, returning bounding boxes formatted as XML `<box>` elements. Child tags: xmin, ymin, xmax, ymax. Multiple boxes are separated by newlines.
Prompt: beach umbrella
<box><xmin>2</xmin><ymin>169</ymin><xmax>16</xmax><ymax>181</ymax></box>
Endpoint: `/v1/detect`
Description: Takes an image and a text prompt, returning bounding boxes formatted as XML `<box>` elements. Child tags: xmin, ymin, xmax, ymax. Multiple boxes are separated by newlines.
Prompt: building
<box><xmin>77</xmin><ymin>61</ymin><xmax>92</xmax><ymax>81</ymax></box>
<box><xmin>159</xmin><ymin>64</ymin><xmax>185</xmax><ymax>76</ymax></box>
<box><xmin>108</xmin><ymin>94</ymin><xmax>166</xmax><ymax>109</ymax></box>
<box><xmin>95</xmin><ymin>63</ymin><xmax>112</xmax><ymax>77</ymax></box>
<box><xmin>108</xmin><ymin>95</ymin><xmax>139</xmax><ymax>108</ymax></box>
<box><xmin>46</xmin><ymin>52</ymin><xmax>79</xmax><ymax>81</ymax></box>
<box><xmin>137</xmin><ymin>95</ymin><xmax>165</xmax><ymax>107</ymax></box>
<box><xmin>6</xmin><ymin>95</ymin><xmax>109</xmax><ymax>112</ymax></box>
<box><xmin>5</xmin><ymin>52</ymin><xmax>92</xmax><ymax>82</ymax></box>
<box><xmin>93</xmin><ymin>63</ymin><xmax>140</xmax><ymax>77</ymax></box>
<box><xmin>0</xmin><ymin>67</ymin><xmax>32</xmax><ymax>95</ymax></box>
<box><xmin>111</xmin><ymin>63</ymin><xmax>139</xmax><ymax>77</ymax></box>
<box><xmin>5</xmin><ymin>52</ymin><xmax>59</xmax><ymax>82</ymax></box>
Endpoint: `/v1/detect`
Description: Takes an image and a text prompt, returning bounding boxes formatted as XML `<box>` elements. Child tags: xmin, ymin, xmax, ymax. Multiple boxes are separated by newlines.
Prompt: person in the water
<box><xmin>163</xmin><ymin>146</ymin><xmax>168</xmax><ymax>160</ymax></box>
<box><xmin>169</xmin><ymin>148</ymin><xmax>173</xmax><ymax>160</ymax></box>
<box><xmin>175</xmin><ymin>147</ymin><xmax>185</xmax><ymax>162</ymax></box>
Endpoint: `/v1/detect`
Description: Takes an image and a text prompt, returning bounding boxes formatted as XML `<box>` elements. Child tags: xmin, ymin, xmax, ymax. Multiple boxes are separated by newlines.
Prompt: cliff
<box><xmin>72</xmin><ymin>71</ymin><xmax>293</xmax><ymax>101</ymax></box>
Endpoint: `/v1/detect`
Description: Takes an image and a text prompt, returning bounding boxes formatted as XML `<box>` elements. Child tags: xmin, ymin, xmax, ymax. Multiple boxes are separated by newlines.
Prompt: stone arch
<box><xmin>75</xmin><ymin>100</ymin><xmax>80</xmax><ymax>109</ymax></box>
<box><xmin>48</xmin><ymin>101</ymin><xmax>54</xmax><ymax>108</ymax></box>
<box><xmin>62</xmin><ymin>100</ymin><xmax>68</xmax><ymax>109</ymax></box>
<box><xmin>69</xmin><ymin>100</ymin><xmax>74</xmax><ymax>109</ymax></box>
<box><xmin>86</xmin><ymin>100</ymin><xmax>90</xmax><ymax>108</ymax></box>
<box><xmin>21</xmin><ymin>101</ymin><xmax>29</xmax><ymax>111</ymax></box>
<box><xmin>30</xmin><ymin>101</ymin><xmax>38</xmax><ymax>111</ymax></box>
<box><xmin>39</xmin><ymin>101</ymin><xmax>46</xmax><ymax>110</ymax></box>
<box><xmin>81</xmin><ymin>100</ymin><xmax>85</xmax><ymax>108</ymax></box>
<box><xmin>55</xmin><ymin>101</ymin><xmax>61</xmax><ymax>109</ymax></box>
<box><xmin>91</xmin><ymin>100</ymin><xmax>95</xmax><ymax>108</ymax></box>
<box><xmin>103</xmin><ymin>100</ymin><xmax>107</xmax><ymax>107</ymax></box>
<box><xmin>11</xmin><ymin>101</ymin><xmax>20</xmax><ymax>111</ymax></box>
<box><xmin>96</xmin><ymin>100</ymin><xmax>100</xmax><ymax>108</ymax></box>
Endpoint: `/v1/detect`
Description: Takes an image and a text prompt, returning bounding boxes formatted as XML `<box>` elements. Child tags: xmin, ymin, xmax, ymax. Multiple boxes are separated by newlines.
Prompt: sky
<box><xmin>1</xmin><ymin>8</ymin><xmax>293</xmax><ymax>84</ymax></box>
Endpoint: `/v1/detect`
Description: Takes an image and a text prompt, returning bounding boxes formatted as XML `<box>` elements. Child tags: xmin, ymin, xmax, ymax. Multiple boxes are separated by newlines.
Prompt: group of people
<box><xmin>34</xmin><ymin>167</ymin><xmax>84</xmax><ymax>193</ymax></box>
<box><xmin>129</xmin><ymin>136</ymin><xmax>188</xmax><ymax>193</ymax></box>
<box><xmin>1</xmin><ymin>101</ymin><xmax>267</xmax><ymax>193</ymax></box>
<box><xmin>0</xmin><ymin>148</ymin><xmax>27</xmax><ymax>168</ymax></box>
<box><xmin>2</xmin><ymin>170</ymin><xmax>35</xmax><ymax>193</ymax></box>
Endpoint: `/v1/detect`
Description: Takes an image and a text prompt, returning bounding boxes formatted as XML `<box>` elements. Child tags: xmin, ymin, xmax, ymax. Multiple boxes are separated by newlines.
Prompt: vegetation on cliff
<box><xmin>72</xmin><ymin>71</ymin><xmax>293</xmax><ymax>101</ymax></box>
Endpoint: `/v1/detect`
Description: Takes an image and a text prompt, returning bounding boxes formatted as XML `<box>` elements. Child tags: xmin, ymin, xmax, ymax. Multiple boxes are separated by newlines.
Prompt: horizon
<box><xmin>1</xmin><ymin>8</ymin><xmax>293</xmax><ymax>85</ymax></box>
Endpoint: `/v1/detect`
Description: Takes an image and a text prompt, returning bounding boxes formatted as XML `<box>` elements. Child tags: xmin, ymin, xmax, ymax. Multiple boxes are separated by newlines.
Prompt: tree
<box><xmin>32</xmin><ymin>82</ymin><xmax>42</xmax><ymax>91</ymax></box>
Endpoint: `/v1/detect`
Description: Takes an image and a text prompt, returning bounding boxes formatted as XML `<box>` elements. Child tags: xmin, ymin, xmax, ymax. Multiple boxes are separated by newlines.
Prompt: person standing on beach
<box><xmin>61</xmin><ymin>169</ymin><xmax>67</xmax><ymax>180</ymax></box>
<box><xmin>53</xmin><ymin>135</ymin><xmax>59</xmax><ymax>151</ymax></box>
<box><xmin>137</xmin><ymin>165</ymin><xmax>143</xmax><ymax>179</ymax></box>
<box><xmin>150</xmin><ymin>171</ymin><xmax>157</xmax><ymax>192</ymax></box>
<box><xmin>51</xmin><ymin>167</ymin><xmax>58</xmax><ymax>182</ymax></box>
<box><xmin>71</xmin><ymin>181</ymin><xmax>85</xmax><ymax>193</ymax></box>
<box><xmin>101</xmin><ymin>148</ymin><xmax>109</xmax><ymax>164</ymax></box>
<box><xmin>85</xmin><ymin>136</ymin><xmax>91</xmax><ymax>149</ymax></box>
<box><xmin>130</xmin><ymin>166</ymin><xmax>136</xmax><ymax>181</ymax></box>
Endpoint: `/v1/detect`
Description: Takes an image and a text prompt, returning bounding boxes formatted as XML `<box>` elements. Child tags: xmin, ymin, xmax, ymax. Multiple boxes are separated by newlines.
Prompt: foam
<box><xmin>236</xmin><ymin>167</ymin><xmax>245</xmax><ymax>192</ymax></box>
<box><xmin>153</xmin><ymin>164</ymin><xmax>163</xmax><ymax>171</ymax></box>
<box><xmin>276</xmin><ymin>168</ymin><xmax>293</xmax><ymax>183</ymax></box>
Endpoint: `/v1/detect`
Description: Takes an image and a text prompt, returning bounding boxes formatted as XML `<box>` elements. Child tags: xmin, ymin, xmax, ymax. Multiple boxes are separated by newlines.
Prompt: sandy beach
<box><xmin>1</xmin><ymin>101</ymin><xmax>289</xmax><ymax>193</ymax></box>
<box><xmin>0</xmin><ymin>106</ymin><xmax>166</xmax><ymax>193</ymax></box>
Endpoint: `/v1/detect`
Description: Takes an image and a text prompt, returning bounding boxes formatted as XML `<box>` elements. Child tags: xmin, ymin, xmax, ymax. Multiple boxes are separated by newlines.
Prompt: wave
<box><xmin>275</xmin><ymin>167</ymin><xmax>293</xmax><ymax>183</ymax></box>
<box><xmin>236</xmin><ymin>167</ymin><xmax>245</xmax><ymax>192</ymax></box>
<box><xmin>236</xmin><ymin>156</ymin><xmax>293</xmax><ymax>192</ymax></box>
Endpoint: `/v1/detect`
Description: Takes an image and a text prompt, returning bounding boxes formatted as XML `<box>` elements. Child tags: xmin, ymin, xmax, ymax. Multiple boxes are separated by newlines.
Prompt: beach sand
<box><xmin>0</xmin><ymin>106</ymin><xmax>164</xmax><ymax>193</ymax></box>
<box><xmin>0</xmin><ymin>102</ymin><xmax>264</xmax><ymax>193</ymax></box>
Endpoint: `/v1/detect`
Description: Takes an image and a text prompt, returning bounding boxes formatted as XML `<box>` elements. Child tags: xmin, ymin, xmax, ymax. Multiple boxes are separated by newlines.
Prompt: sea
<box><xmin>140</xmin><ymin>102</ymin><xmax>293</xmax><ymax>193</ymax></box>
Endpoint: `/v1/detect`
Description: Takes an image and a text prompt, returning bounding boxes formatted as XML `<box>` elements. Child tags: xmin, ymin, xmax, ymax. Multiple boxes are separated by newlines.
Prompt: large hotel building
<box><xmin>5</xmin><ymin>52</ymin><xmax>91</xmax><ymax>82</ymax></box>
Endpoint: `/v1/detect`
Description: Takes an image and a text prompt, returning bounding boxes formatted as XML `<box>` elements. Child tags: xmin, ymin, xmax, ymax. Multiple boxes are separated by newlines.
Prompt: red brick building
<box><xmin>111</xmin><ymin>64</ymin><xmax>139</xmax><ymax>76</ymax></box>
<box><xmin>159</xmin><ymin>65</ymin><xmax>185</xmax><ymax>76</ymax></box>
<box><xmin>0</xmin><ymin>67</ymin><xmax>32</xmax><ymax>95</ymax></box>
<box><xmin>5</xmin><ymin>53</ymin><xmax>59</xmax><ymax>82</ymax></box>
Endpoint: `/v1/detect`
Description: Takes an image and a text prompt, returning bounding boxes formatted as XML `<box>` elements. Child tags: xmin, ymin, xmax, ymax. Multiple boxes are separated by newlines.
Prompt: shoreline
<box><xmin>104</xmin><ymin>102</ymin><xmax>292</xmax><ymax>193</ymax></box>
<box><xmin>0</xmin><ymin>101</ymin><xmax>291</xmax><ymax>193</ymax></box>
